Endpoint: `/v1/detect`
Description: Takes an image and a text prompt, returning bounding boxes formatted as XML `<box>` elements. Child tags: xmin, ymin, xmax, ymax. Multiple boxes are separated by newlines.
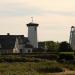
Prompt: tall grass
<box><xmin>0</xmin><ymin>61</ymin><xmax>64</xmax><ymax>75</ymax></box>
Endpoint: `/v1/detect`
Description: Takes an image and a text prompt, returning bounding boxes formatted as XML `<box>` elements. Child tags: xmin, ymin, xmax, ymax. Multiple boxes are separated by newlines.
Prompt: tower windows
<box><xmin>35</xmin><ymin>27</ymin><xmax>36</xmax><ymax>31</ymax></box>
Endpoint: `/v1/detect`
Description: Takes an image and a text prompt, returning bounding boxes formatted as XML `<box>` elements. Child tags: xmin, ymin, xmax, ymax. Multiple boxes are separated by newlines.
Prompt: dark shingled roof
<box><xmin>0</xmin><ymin>35</ymin><xmax>29</xmax><ymax>49</ymax></box>
<box><xmin>27</xmin><ymin>22</ymin><xmax>39</xmax><ymax>26</ymax></box>
<box><xmin>25</xmin><ymin>44</ymin><xmax>33</xmax><ymax>48</ymax></box>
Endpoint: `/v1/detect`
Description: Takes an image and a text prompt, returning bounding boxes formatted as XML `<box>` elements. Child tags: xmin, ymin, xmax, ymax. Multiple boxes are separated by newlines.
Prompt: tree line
<box><xmin>38</xmin><ymin>41</ymin><xmax>73</xmax><ymax>52</ymax></box>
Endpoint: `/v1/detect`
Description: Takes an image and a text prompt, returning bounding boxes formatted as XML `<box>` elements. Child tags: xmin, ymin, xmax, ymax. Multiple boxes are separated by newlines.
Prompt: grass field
<box><xmin>0</xmin><ymin>60</ymin><xmax>74</xmax><ymax>75</ymax></box>
<box><xmin>0</xmin><ymin>53</ymin><xmax>75</xmax><ymax>75</ymax></box>
<box><xmin>0</xmin><ymin>61</ymin><xmax>60</xmax><ymax>75</ymax></box>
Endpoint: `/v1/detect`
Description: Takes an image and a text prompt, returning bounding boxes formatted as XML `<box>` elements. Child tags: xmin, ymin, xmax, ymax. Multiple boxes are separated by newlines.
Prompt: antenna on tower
<box><xmin>31</xmin><ymin>17</ymin><xmax>33</xmax><ymax>23</ymax></box>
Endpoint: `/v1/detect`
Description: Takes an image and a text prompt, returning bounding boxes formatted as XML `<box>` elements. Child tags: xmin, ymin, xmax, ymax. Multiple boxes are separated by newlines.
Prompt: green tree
<box><xmin>46</xmin><ymin>41</ymin><xmax>59</xmax><ymax>52</ymax></box>
<box><xmin>38</xmin><ymin>41</ymin><xmax>59</xmax><ymax>52</ymax></box>
<box><xmin>58</xmin><ymin>41</ymin><xmax>73</xmax><ymax>52</ymax></box>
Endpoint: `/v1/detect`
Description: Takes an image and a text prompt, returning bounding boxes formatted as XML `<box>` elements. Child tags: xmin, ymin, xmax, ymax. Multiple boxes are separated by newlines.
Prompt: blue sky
<box><xmin>0</xmin><ymin>0</ymin><xmax>75</xmax><ymax>42</ymax></box>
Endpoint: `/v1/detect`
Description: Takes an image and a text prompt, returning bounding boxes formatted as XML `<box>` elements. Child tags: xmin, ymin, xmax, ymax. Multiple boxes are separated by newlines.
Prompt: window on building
<box><xmin>20</xmin><ymin>49</ymin><xmax>22</xmax><ymax>53</ymax></box>
<box><xmin>28</xmin><ymin>50</ymin><xmax>31</xmax><ymax>53</ymax></box>
<box><xmin>0</xmin><ymin>44</ymin><xmax>1</xmax><ymax>48</ymax></box>
<box><xmin>35</xmin><ymin>27</ymin><xmax>36</xmax><ymax>31</ymax></box>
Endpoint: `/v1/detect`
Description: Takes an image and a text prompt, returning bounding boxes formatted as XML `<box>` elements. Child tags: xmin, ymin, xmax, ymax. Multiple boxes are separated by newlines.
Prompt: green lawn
<box><xmin>0</xmin><ymin>61</ymin><xmax>74</xmax><ymax>75</ymax></box>
<box><xmin>0</xmin><ymin>61</ymin><xmax>65</xmax><ymax>75</ymax></box>
<box><xmin>59</xmin><ymin>52</ymin><xmax>74</xmax><ymax>54</ymax></box>
<box><xmin>0</xmin><ymin>53</ymin><xmax>75</xmax><ymax>75</ymax></box>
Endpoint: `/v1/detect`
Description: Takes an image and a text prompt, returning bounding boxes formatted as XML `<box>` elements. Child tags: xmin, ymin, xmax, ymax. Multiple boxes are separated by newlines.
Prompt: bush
<box><xmin>58</xmin><ymin>53</ymin><xmax>74</xmax><ymax>62</ymax></box>
<box><xmin>37</xmin><ymin>66</ymin><xmax>64</xmax><ymax>73</ymax></box>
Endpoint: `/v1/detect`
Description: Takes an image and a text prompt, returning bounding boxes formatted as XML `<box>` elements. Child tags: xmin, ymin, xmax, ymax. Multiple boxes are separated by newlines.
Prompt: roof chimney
<box><xmin>7</xmin><ymin>33</ymin><xmax>10</xmax><ymax>36</ymax></box>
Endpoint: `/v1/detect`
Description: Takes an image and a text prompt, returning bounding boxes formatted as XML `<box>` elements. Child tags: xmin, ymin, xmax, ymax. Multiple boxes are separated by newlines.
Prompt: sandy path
<box><xmin>47</xmin><ymin>68</ymin><xmax>75</xmax><ymax>75</ymax></box>
<box><xmin>48</xmin><ymin>71</ymin><xmax>75</xmax><ymax>75</ymax></box>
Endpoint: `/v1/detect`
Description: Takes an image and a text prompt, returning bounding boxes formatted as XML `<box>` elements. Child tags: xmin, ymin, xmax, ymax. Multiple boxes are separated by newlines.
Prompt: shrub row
<box><xmin>37</xmin><ymin>66</ymin><xmax>64</xmax><ymax>73</ymax></box>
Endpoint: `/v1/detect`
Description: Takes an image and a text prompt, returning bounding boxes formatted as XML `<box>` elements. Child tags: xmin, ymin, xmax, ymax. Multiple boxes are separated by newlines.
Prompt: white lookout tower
<box><xmin>27</xmin><ymin>19</ymin><xmax>39</xmax><ymax>48</ymax></box>
<box><xmin>69</xmin><ymin>26</ymin><xmax>75</xmax><ymax>50</ymax></box>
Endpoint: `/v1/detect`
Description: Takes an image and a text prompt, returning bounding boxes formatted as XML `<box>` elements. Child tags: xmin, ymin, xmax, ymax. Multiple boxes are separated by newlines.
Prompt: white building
<box><xmin>0</xmin><ymin>21</ymin><xmax>39</xmax><ymax>54</ymax></box>
<box><xmin>27</xmin><ymin>22</ymin><xmax>39</xmax><ymax>48</ymax></box>
<box><xmin>0</xmin><ymin>34</ymin><xmax>33</xmax><ymax>54</ymax></box>
<box><xmin>69</xmin><ymin>26</ymin><xmax>75</xmax><ymax>50</ymax></box>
